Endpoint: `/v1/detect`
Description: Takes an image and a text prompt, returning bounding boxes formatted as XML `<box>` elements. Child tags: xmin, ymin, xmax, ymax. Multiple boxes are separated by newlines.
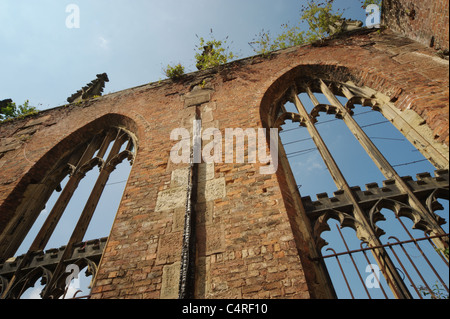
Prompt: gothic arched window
<box><xmin>0</xmin><ymin>125</ymin><xmax>136</xmax><ymax>299</ymax></box>
<box><xmin>273</xmin><ymin>77</ymin><xmax>449</xmax><ymax>299</ymax></box>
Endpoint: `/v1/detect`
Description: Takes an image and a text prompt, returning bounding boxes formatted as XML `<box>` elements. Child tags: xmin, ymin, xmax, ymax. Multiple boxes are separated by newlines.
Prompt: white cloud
<box><xmin>27</xmin><ymin>288</ymin><xmax>43</xmax><ymax>299</ymax></box>
<box><xmin>61</xmin><ymin>281</ymin><xmax>81</xmax><ymax>299</ymax></box>
<box><xmin>296</xmin><ymin>152</ymin><xmax>325</xmax><ymax>172</ymax></box>
<box><xmin>20</xmin><ymin>285</ymin><xmax>43</xmax><ymax>299</ymax></box>
<box><xmin>98</xmin><ymin>36</ymin><xmax>110</xmax><ymax>50</ymax></box>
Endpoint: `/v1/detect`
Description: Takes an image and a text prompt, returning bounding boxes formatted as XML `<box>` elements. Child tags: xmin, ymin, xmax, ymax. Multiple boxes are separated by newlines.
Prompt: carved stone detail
<box><xmin>67</xmin><ymin>73</ymin><xmax>109</xmax><ymax>103</ymax></box>
<box><xmin>303</xmin><ymin>170</ymin><xmax>449</xmax><ymax>248</ymax></box>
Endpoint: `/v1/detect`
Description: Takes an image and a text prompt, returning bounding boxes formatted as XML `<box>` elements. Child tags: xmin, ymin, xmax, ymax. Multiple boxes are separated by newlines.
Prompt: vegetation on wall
<box><xmin>163</xmin><ymin>30</ymin><xmax>237</xmax><ymax>79</ymax></box>
<box><xmin>1</xmin><ymin>1</ymin><xmax>385</xmax><ymax>115</ymax></box>
<box><xmin>164</xmin><ymin>63</ymin><xmax>186</xmax><ymax>80</ymax></box>
<box><xmin>164</xmin><ymin>0</ymin><xmax>383</xmax><ymax>77</ymax></box>
<box><xmin>250</xmin><ymin>0</ymin><xmax>344</xmax><ymax>56</ymax></box>
<box><xmin>0</xmin><ymin>100</ymin><xmax>38</xmax><ymax>122</ymax></box>
<box><xmin>194</xmin><ymin>30</ymin><xmax>237</xmax><ymax>71</ymax></box>
<box><xmin>250</xmin><ymin>0</ymin><xmax>381</xmax><ymax>56</ymax></box>
<box><xmin>362</xmin><ymin>0</ymin><xmax>382</xmax><ymax>8</ymax></box>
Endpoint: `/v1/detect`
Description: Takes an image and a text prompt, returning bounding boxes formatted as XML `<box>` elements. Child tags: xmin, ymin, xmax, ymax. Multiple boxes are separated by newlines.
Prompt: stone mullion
<box><xmin>29</xmin><ymin>134</ymin><xmax>106</xmax><ymax>252</ymax></box>
<box><xmin>30</xmin><ymin>129</ymin><xmax>117</xmax><ymax>254</ymax></box>
<box><xmin>65</xmin><ymin>129</ymin><xmax>125</xmax><ymax>244</ymax></box>
<box><xmin>320</xmin><ymin>80</ymin><xmax>448</xmax><ymax>251</ymax></box>
<box><xmin>291</xmin><ymin>88</ymin><xmax>413</xmax><ymax>299</ymax></box>
<box><xmin>96</xmin><ymin>129</ymin><xmax>118</xmax><ymax>159</ymax></box>
<box><xmin>41</xmin><ymin>129</ymin><xmax>126</xmax><ymax>299</ymax></box>
<box><xmin>343</xmin><ymin>81</ymin><xmax>449</xmax><ymax>171</ymax></box>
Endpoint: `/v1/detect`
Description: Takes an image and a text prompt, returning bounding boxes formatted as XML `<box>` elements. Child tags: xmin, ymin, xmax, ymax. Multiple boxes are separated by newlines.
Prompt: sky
<box><xmin>0</xmin><ymin>0</ymin><xmax>368</xmax><ymax>109</ymax></box>
<box><xmin>1</xmin><ymin>1</ymin><xmax>447</xmax><ymax>299</ymax></box>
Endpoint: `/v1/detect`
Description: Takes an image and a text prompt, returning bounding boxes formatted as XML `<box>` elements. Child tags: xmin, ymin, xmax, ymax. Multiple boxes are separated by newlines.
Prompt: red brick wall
<box><xmin>0</xmin><ymin>28</ymin><xmax>448</xmax><ymax>299</ymax></box>
<box><xmin>383</xmin><ymin>0</ymin><xmax>449</xmax><ymax>51</ymax></box>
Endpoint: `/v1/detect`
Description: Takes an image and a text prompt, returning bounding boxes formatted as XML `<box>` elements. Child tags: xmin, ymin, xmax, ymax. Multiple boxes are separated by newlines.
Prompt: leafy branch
<box><xmin>164</xmin><ymin>63</ymin><xmax>185</xmax><ymax>80</ymax></box>
<box><xmin>361</xmin><ymin>0</ymin><xmax>382</xmax><ymax>8</ymax></box>
<box><xmin>250</xmin><ymin>0</ymin><xmax>380</xmax><ymax>56</ymax></box>
<box><xmin>161</xmin><ymin>1</ymin><xmax>382</xmax><ymax>77</ymax></box>
<box><xmin>194</xmin><ymin>30</ymin><xmax>237</xmax><ymax>70</ymax></box>
<box><xmin>0</xmin><ymin>100</ymin><xmax>38</xmax><ymax>122</ymax></box>
<box><xmin>418</xmin><ymin>281</ymin><xmax>449</xmax><ymax>299</ymax></box>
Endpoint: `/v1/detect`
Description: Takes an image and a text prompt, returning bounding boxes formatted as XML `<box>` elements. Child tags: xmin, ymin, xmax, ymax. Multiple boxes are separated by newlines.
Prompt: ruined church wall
<box><xmin>383</xmin><ymin>0</ymin><xmax>449</xmax><ymax>52</ymax></box>
<box><xmin>0</xmin><ymin>28</ymin><xmax>448</xmax><ymax>298</ymax></box>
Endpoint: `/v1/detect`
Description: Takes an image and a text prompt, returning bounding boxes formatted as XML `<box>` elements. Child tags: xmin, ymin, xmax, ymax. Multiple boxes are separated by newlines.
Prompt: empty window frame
<box><xmin>0</xmin><ymin>127</ymin><xmax>136</xmax><ymax>299</ymax></box>
<box><xmin>274</xmin><ymin>78</ymin><xmax>449</xmax><ymax>299</ymax></box>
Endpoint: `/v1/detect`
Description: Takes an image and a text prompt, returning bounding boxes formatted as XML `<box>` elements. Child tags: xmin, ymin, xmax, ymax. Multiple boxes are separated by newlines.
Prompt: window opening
<box><xmin>0</xmin><ymin>127</ymin><xmax>136</xmax><ymax>299</ymax></box>
<box><xmin>275</xmin><ymin>79</ymin><xmax>448</xmax><ymax>299</ymax></box>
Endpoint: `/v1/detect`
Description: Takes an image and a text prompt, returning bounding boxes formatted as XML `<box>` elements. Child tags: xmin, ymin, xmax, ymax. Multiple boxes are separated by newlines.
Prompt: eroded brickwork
<box><xmin>383</xmin><ymin>0</ymin><xmax>449</xmax><ymax>52</ymax></box>
<box><xmin>0</xmin><ymin>27</ymin><xmax>448</xmax><ymax>299</ymax></box>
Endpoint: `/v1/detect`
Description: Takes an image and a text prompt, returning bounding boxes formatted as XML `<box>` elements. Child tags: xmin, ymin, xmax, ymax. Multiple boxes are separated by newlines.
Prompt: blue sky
<box><xmin>1</xmin><ymin>0</ymin><xmax>368</xmax><ymax>109</ymax></box>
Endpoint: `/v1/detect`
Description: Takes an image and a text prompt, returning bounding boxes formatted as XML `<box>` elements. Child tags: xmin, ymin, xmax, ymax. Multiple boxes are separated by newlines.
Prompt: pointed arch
<box><xmin>0</xmin><ymin>114</ymin><xmax>138</xmax><ymax>299</ymax></box>
<box><xmin>0</xmin><ymin>114</ymin><xmax>138</xmax><ymax>262</ymax></box>
<box><xmin>258</xmin><ymin>62</ymin><xmax>448</xmax><ymax>299</ymax></box>
<box><xmin>259</xmin><ymin>64</ymin><xmax>449</xmax><ymax>170</ymax></box>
